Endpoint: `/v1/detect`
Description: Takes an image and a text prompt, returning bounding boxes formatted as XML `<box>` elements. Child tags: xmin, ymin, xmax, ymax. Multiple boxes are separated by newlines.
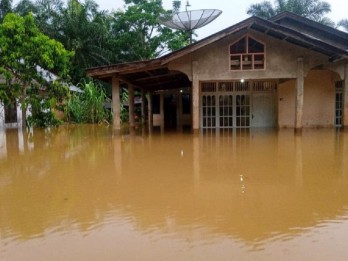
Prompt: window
<box><xmin>230</xmin><ymin>36</ymin><xmax>265</xmax><ymax>70</ymax></box>
<box><xmin>335</xmin><ymin>81</ymin><xmax>343</xmax><ymax>127</ymax></box>
<box><xmin>4</xmin><ymin>101</ymin><xmax>18</xmax><ymax>124</ymax></box>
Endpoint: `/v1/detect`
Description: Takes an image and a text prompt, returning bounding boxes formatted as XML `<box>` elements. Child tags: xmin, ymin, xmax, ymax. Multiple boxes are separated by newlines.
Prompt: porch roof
<box><xmin>86</xmin><ymin>12</ymin><xmax>348</xmax><ymax>90</ymax></box>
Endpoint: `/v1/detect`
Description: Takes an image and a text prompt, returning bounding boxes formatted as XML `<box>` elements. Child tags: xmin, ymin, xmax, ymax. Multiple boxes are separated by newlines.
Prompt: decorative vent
<box><xmin>253</xmin><ymin>81</ymin><xmax>276</xmax><ymax>92</ymax></box>
<box><xmin>201</xmin><ymin>82</ymin><xmax>217</xmax><ymax>92</ymax></box>
<box><xmin>235</xmin><ymin>81</ymin><xmax>249</xmax><ymax>92</ymax></box>
<box><xmin>218</xmin><ymin>82</ymin><xmax>233</xmax><ymax>92</ymax></box>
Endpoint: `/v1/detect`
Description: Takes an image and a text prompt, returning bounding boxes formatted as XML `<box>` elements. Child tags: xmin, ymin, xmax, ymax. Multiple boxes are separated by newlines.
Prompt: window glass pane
<box><xmin>207</xmin><ymin>96</ymin><xmax>211</xmax><ymax>106</ymax></box>
<box><xmin>248</xmin><ymin>37</ymin><xmax>264</xmax><ymax>53</ymax></box>
<box><xmin>230</xmin><ymin>37</ymin><xmax>246</xmax><ymax>54</ymax></box>
<box><xmin>4</xmin><ymin>101</ymin><xmax>17</xmax><ymax>124</ymax></box>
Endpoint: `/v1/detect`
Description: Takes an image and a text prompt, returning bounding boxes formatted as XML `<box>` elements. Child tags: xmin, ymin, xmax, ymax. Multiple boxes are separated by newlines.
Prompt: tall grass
<box><xmin>66</xmin><ymin>81</ymin><xmax>110</xmax><ymax>124</ymax></box>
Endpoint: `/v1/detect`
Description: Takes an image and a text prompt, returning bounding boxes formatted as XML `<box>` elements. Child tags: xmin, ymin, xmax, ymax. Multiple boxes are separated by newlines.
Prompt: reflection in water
<box><xmin>1</xmin><ymin>126</ymin><xmax>348</xmax><ymax>260</ymax></box>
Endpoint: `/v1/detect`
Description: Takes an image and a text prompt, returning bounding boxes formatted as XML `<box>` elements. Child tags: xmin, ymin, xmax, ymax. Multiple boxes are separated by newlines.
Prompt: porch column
<box><xmin>147</xmin><ymin>92</ymin><xmax>153</xmax><ymax>131</ymax></box>
<box><xmin>128</xmin><ymin>84</ymin><xmax>135</xmax><ymax>128</ymax></box>
<box><xmin>141</xmin><ymin>89</ymin><xmax>146</xmax><ymax>125</ymax></box>
<box><xmin>112</xmin><ymin>76</ymin><xmax>121</xmax><ymax>132</ymax></box>
<box><xmin>344</xmin><ymin>64</ymin><xmax>348</xmax><ymax>128</ymax></box>
<box><xmin>192</xmin><ymin>61</ymin><xmax>200</xmax><ymax>133</ymax></box>
<box><xmin>295</xmin><ymin>57</ymin><xmax>304</xmax><ymax>131</ymax></box>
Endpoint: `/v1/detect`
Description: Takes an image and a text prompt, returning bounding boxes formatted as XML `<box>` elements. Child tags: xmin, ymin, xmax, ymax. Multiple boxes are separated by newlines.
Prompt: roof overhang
<box><xmin>87</xmin><ymin>60</ymin><xmax>191</xmax><ymax>91</ymax></box>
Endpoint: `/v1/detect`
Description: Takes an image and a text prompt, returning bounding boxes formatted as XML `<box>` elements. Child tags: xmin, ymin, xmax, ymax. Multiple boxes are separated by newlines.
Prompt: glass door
<box><xmin>235</xmin><ymin>94</ymin><xmax>250</xmax><ymax>128</ymax></box>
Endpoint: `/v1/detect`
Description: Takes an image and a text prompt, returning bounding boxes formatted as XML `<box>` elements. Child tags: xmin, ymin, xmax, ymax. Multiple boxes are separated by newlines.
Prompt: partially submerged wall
<box><xmin>168</xmin><ymin>30</ymin><xmax>345</xmax><ymax>129</ymax></box>
<box><xmin>278</xmin><ymin>70</ymin><xmax>336</xmax><ymax>128</ymax></box>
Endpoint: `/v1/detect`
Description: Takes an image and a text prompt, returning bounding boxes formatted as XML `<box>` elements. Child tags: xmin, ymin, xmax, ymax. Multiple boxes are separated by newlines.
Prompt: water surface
<box><xmin>1</xmin><ymin>126</ymin><xmax>348</xmax><ymax>260</ymax></box>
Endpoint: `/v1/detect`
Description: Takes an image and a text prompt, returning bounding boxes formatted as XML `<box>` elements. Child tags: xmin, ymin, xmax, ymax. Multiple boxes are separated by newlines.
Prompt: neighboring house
<box><xmin>87</xmin><ymin>12</ymin><xmax>348</xmax><ymax>132</ymax></box>
<box><xmin>0</xmin><ymin>67</ymin><xmax>81</xmax><ymax>129</ymax></box>
<box><xmin>0</xmin><ymin>101</ymin><xmax>30</xmax><ymax>129</ymax></box>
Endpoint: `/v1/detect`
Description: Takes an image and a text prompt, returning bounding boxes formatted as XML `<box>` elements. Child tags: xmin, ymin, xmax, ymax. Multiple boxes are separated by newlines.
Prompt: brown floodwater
<box><xmin>1</xmin><ymin>125</ymin><xmax>348</xmax><ymax>260</ymax></box>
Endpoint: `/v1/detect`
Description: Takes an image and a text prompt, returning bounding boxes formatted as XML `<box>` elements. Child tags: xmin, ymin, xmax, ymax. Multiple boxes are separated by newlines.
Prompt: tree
<box><xmin>11</xmin><ymin>0</ymin><xmax>112</xmax><ymax>84</ymax></box>
<box><xmin>0</xmin><ymin>13</ymin><xmax>74</xmax><ymax>128</ymax></box>
<box><xmin>0</xmin><ymin>0</ymin><xmax>12</xmax><ymax>22</ymax></box>
<box><xmin>110</xmin><ymin>0</ymin><xmax>189</xmax><ymax>62</ymax></box>
<box><xmin>8</xmin><ymin>0</ymin><xmax>188</xmax><ymax>85</ymax></box>
<box><xmin>13</xmin><ymin>0</ymin><xmax>37</xmax><ymax>16</ymax></box>
<box><xmin>29</xmin><ymin>0</ymin><xmax>64</xmax><ymax>38</ymax></box>
<box><xmin>172</xmin><ymin>0</ymin><xmax>181</xmax><ymax>13</ymax></box>
<box><xmin>338</xmin><ymin>19</ymin><xmax>348</xmax><ymax>32</ymax></box>
<box><xmin>247</xmin><ymin>0</ymin><xmax>334</xmax><ymax>26</ymax></box>
<box><xmin>52</xmin><ymin>0</ymin><xmax>112</xmax><ymax>83</ymax></box>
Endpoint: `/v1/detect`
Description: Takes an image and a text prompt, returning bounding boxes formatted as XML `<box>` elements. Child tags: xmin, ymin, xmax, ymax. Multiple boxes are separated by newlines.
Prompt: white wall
<box><xmin>0</xmin><ymin>103</ymin><xmax>4</xmax><ymax>129</ymax></box>
<box><xmin>0</xmin><ymin>128</ymin><xmax>6</xmax><ymax>159</ymax></box>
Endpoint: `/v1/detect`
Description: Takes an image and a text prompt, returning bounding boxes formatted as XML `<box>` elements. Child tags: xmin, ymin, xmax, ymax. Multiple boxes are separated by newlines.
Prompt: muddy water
<box><xmin>1</xmin><ymin>126</ymin><xmax>348</xmax><ymax>261</ymax></box>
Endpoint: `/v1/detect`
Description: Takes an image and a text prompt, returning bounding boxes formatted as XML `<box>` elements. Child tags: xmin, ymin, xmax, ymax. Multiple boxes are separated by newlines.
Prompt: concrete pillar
<box><xmin>147</xmin><ymin>92</ymin><xmax>153</xmax><ymax>131</ymax></box>
<box><xmin>141</xmin><ymin>89</ymin><xmax>146</xmax><ymax>125</ymax></box>
<box><xmin>344</xmin><ymin>64</ymin><xmax>348</xmax><ymax>128</ymax></box>
<box><xmin>128</xmin><ymin>85</ymin><xmax>135</xmax><ymax>128</ymax></box>
<box><xmin>295</xmin><ymin>57</ymin><xmax>304</xmax><ymax>131</ymax></box>
<box><xmin>112</xmin><ymin>77</ymin><xmax>121</xmax><ymax>131</ymax></box>
<box><xmin>192</xmin><ymin>61</ymin><xmax>200</xmax><ymax>133</ymax></box>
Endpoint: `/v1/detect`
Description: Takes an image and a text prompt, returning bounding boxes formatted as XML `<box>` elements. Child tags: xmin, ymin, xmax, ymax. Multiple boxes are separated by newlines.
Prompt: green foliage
<box><xmin>247</xmin><ymin>0</ymin><xmax>334</xmax><ymax>26</ymax></box>
<box><xmin>0</xmin><ymin>0</ymin><xmax>12</xmax><ymax>22</ymax></box>
<box><xmin>27</xmin><ymin>98</ymin><xmax>62</xmax><ymax>128</ymax></box>
<box><xmin>66</xmin><ymin>80</ymin><xmax>110</xmax><ymax>124</ymax></box>
<box><xmin>172</xmin><ymin>0</ymin><xmax>181</xmax><ymax>13</ymax></box>
<box><xmin>110</xmin><ymin>0</ymin><xmax>189</xmax><ymax>61</ymax></box>
<box><xmin>56</xmin><ymin>0</ymin><xmax>113</xmax><ymax>83</ymax></box>
<box><xmin>1</xmin><ymin>0</ymin><xmax>190</xmax><ymax>86</ymax></box>
<box><xmin>338</xmin><ymin>19</ymin><xmax>348</xmax><ymax>32</ymax></box>
<box><xmin>0</xmin><ymin>12</ymin><xmax>73</xmax><ymax>127</ymax></box>
<box><xmin>120</xmin><ymin>88</ymin><xmax>129</xmax><ymax>123</ymax></box>
<box><xmin>12</xmin><ymin>0</ymin><xmax>113</xmax><ymax>84</ymax></box>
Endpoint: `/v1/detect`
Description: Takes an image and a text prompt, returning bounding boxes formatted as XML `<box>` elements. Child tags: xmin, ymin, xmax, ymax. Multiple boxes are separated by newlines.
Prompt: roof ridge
<box><xmin>269</xmin><ymin>11</ymin><xmax>348</xmax><ymax>40</ymax></box>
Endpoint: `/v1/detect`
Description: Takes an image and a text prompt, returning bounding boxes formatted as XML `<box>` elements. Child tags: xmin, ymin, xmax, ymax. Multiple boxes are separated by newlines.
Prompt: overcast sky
<box><xmin>93</xmin><ymin>0</ymin><xmax>347</xmax><ymax>39</ymax></box>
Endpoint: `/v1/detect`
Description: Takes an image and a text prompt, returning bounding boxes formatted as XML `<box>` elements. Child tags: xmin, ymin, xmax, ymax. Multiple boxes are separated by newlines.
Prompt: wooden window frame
<box><xmin>229</xmin><ymin>35</ymin><xmax>266</xmax><ymax>71</ymax></box>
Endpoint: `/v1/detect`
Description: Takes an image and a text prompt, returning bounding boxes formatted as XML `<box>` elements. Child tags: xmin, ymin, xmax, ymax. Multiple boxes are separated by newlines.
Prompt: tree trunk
<box><xmin>21</xmin><ymin>87</ymin><xmax>27</xmax><ymax>129</ymax></box>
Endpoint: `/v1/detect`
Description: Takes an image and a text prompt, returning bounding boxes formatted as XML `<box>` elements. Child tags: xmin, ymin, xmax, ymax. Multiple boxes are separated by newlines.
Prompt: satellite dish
<box><xmin>158</xmin><ymin>2</ymin><xmax>222</xmax><ymax>44</ymax></box>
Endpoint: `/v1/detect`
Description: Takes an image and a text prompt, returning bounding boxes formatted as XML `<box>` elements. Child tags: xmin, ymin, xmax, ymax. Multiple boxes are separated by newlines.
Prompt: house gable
<box><xmin>169</xmin><ymin>29</ymin><xmax>330</xmax><ymax>81</ymax></box>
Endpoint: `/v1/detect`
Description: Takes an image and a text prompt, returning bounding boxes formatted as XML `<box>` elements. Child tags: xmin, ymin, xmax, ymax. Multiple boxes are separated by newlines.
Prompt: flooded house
<box><xmin>88</xmin><ymin>11</ymin><xmax>348</xmax><ymax>133</ymax></box>
<box><xmin>0</xmin><ymin>70</ymin><xmax>81</xmax><ymax>129</ymax></box>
